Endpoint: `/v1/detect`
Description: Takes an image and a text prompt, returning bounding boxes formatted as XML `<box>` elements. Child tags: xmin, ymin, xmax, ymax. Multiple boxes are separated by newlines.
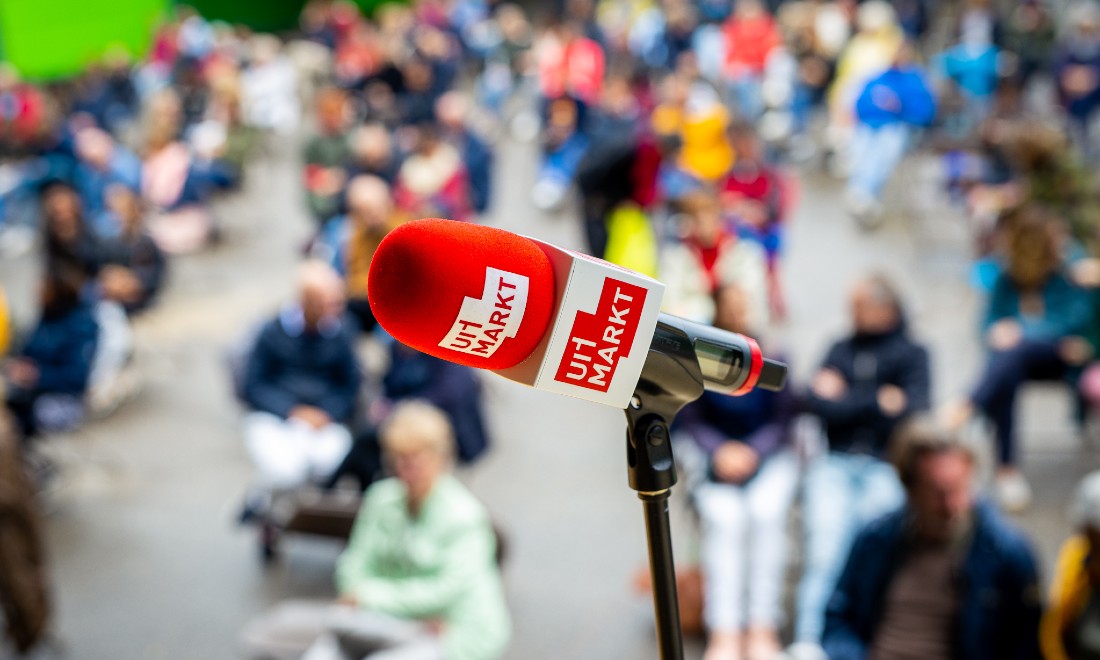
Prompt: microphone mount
<box><xmin>625</xmin><ymin>315</ymin><xmax>788</xmax><ymax>660</ymax></box>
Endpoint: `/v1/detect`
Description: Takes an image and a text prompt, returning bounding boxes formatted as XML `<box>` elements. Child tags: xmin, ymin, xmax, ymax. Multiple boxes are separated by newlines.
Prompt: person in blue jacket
<box><xmin>824</xmin><ymin>417</ymin><xmax>1042</xmax><ymax>660</ymax></box>
<box><xmin>4</xmin><ymin>265</ymin><xmax>99</xmax><ymax>441</ymax></box>
<box><xmin>846</xmin><ymin>40</ymin><xmax>936</xmax><ymax>225</ymax></box>
<box><xmin>383</xmin><ymin>342</ymin><xmax>491</xmax><ymax>465</ymax></box>
<box><xmin>240</xmin><ymin>261</ymin><xmax>362</xmax><ymax>519</ymax></box>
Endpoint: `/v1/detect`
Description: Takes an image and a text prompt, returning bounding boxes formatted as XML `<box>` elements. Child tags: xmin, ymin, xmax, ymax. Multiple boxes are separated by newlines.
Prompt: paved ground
<box><xmin>2</xmin><ymin>124</ymin><xmax>1098</xmax><ymax>659</ymax></box>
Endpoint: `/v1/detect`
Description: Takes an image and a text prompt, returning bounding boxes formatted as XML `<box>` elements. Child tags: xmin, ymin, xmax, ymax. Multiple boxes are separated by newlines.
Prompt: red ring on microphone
<box><xmin>731</xmin><ymin>336</ymin><xmax>764</xmax><ymax>396</ymax></box>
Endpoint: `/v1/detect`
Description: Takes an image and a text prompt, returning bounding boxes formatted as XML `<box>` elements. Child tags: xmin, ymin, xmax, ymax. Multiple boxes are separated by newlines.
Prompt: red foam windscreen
<box><xmin>367</xmin><ymin>219</ymin><xmax>557</xmax><ymax>370</ymax></box>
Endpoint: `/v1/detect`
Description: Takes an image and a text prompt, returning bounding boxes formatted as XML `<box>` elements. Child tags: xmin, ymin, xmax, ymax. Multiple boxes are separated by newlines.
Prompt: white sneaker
<box><xmin>783</xmin><ymin>642</ymin><xmax>827</xmax><ymax>660</ymax></box>
<box><xmin>996</xmin><ymin>471</ymin><xmax>1033</xmax><ymax>513</ymax></box>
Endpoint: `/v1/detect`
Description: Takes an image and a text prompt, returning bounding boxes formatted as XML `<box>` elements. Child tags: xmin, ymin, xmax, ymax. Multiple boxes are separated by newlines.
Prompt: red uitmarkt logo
<box><xmin>554</xmin><ymin>278</ymin><xmax>647</xmax><ymax>392</ymax></box>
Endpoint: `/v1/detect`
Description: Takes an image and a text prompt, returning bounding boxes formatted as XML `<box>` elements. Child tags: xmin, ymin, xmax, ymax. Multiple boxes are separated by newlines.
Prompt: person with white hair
<box><xmin>1042</xmin><ymin>470</ymin><xmax>1100</xmax><ymax>659</ymax></box>
<box><xmin>239</xmin><ymin>260</ymin><xmax>362</xmax><ymax>528</ymax></box>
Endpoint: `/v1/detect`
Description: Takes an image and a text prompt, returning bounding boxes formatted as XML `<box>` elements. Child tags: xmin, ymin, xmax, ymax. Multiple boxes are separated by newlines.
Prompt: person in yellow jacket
<box><xmin>1042</xmin><ymin>470</ymin><xmax>1100</xmax><ymax>660</ymax></box>
<box><xmin>0</xmin><ymin>285</ymin><xmax>11</xmax><ymax>357</ymax></box>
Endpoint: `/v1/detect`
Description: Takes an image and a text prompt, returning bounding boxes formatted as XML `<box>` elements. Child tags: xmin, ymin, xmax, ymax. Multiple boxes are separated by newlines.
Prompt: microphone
<box><xmin>367</xmin><ymin>218</ymin><xmax>786</xmax><ymax>409</ymax></box>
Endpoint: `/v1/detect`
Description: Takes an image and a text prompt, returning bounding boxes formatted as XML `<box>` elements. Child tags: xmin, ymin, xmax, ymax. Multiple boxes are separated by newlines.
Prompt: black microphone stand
<box><xmin>625</xmin><ymin>322</ymin><xmax>709</xmax><ymax>660</ymax></box>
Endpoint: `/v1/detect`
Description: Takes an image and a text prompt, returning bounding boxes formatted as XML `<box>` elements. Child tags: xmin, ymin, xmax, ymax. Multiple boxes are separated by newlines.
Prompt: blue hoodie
<box><xmin>856</xmin><ymin>66</ymin><xmax>937</xmax><ymax>130</ymax></box>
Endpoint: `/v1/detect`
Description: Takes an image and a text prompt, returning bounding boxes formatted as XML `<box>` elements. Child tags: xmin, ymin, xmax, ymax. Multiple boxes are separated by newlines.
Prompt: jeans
<box><xmin>727</xmin><ymin>75</ymin><xmax>765</xmax><ymax>123</ymax></box>
<box><xmin>795</xmin><ymin>452</ymin><xmax>904</xmax><ymax>644</ymax></box>
<box><xmin>970</xmin><ymin>338</ymin><xmax>1068</xmax><ymax>466</ymax></box>
<box><xmin>846</xmin><ymin>122</ymin><xmax>912</xmax><ymax>203</ymax></box>
<box><xmin>696</xmin><ymin>450</ymin><xmax>800</xmax><ymax>631</ymax></box>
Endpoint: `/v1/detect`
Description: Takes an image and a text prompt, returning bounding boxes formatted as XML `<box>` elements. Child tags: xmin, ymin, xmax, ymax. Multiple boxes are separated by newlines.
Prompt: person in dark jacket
<box><xmin>788</xmin><ymin>274</ymin><xmax>930</xmax><ymax>660</ymax></box>
<box><xmin>677</xmin><ymin>285</ymin><xmax>797</xmax><ymax>660</ymax></box>
<box><xmin>42</xmin><ymin>179</ymin><xmax>105</xmax><ymax>283</ymax></box>
<box><xmin>241</xmin><ymin>261</ymin><xmax>362</xmax><ymax>514</ymax></box>
<box><xmin>4</xmin><ymin>265</ymin><xmax>99</xmax><ymax>440</ymax></box>
<box><xmin>383</xmin><ymin>342</ymin><xmax>491</xmax><ymax>465</ymax></box>
<box><xmin>846</xmin><ymin>40</ymin><xmax>936</xmax><ymax>226</ymax></box>
<box><xmin>824</xmin><ymin>418</ymin><xmax>1042</xmax><ymax>660</ymax></box>
<box><xmin>97</xmin><ymin>185</ymin><xmax>167</xmax><ymax>315</ymax></box>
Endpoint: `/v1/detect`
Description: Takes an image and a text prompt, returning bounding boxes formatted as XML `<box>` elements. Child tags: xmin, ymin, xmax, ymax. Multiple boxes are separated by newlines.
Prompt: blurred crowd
<box><xmin>7</xmin><ymin>0</ymin><xmax>1100</xmax><ymax>659</ymax></box>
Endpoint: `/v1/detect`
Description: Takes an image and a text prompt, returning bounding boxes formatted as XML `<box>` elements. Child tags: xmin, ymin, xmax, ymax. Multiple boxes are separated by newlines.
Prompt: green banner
<box><xmin>0</xmin><ymin>0</ymin><xmax>168</xmax><ymax>80</ymax></box>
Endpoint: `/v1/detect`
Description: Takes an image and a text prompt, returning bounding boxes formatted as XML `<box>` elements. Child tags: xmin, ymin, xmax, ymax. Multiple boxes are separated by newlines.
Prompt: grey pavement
<box><xmin>2</xmin><ymin>127</ymin><xmax>1098</xmax><ymax>660</ymax></box>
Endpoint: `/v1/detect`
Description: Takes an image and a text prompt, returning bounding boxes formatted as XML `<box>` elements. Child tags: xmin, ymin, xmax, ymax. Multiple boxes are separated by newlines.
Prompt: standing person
<box><xmin>1043</xmin><ymin>470</ymin><xmax>1100</xmax><ymax>660</ymax></box>
<box><xmin>824</xmin><ymin>419</ymin><xmax>1043</xmax><ymax>660</ymax></box>
<box><xmin>240</xmin><ymin>402</ymin><xmax>510</xmax><ymax>660</ymax></box>
<box><xmin>845</xmin><ymin>40</ymin><xmax>936</xmax><ymax>226</ymax></box>
<box><xmin>944</xmin><ymin>206</ymin><xmax>1092</xmax><ymax>512</ymax></box>
<box><xmin>239</xmin><ymin>261</ymin><xmax>362</xmax><ymax>528</ymax></box>
<box><xmin>787</xmin><ymin>274</ymin><xmax>930</xmax><ymax>660</ymax></box>
<box><xmin>679</xmin><ymin>285</ymin><xmax>797</xmax><ymax>660</ymax></box>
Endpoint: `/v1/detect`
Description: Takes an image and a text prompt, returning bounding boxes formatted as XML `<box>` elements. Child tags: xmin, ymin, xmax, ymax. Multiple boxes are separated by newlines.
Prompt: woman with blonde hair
<box><xmin>241</xmin><ymin>401</ymin><xmax>509</xmax><ymax>659</ymax></box>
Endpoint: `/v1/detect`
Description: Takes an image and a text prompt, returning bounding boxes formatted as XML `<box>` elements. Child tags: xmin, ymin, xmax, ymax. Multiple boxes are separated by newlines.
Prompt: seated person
<box><xmin>239</xmin><ymin>401</ymin><xmax>510</xmax><ymax>660</ymax></box>
<box><xmin>332</xmin><ymin>341</ymin><xmax>492</xmax><ymax>492</ymax></box>
<box><xmin>659</xmin><ymin>190</ymin><xmax>768</xmax><ymax>326</ymax></box>
<box><xmin>4</xmin><ymin>266</ymin><xmax>99</xmax><ymax>440</ymax></box>
<box><xmin>383</xmin><ymin>342</ymin><xmax>491</xmax><ymax>464</ymax></box>
<box><xmin>346</xmin><ymin>123</ymin><xmax>399</xmax><ymax>186</ymax></box>
<box><xmin>315</xmin><ymin>175</ymin><xmax>408</xmax><ymax>335</ymax></box>
<box><xmin>140</xmin><ymin>89</ymin><xmax>217</xmax><ymax>255</ymax></box>
<box><xmin>42</xmin><ymin>179</ymin><xmax>105</xmax><ymax>282</ymax></box>
<box><xmin>394</xmin><ymin>124</ymin><xmax>473</xmax><ymax>223</ymax></box>
<box><xmin>531</xmin><ymin>96</ymin><xmax>589</xmax><ymax>212</ymax></box>
<box><xmin>71</xmin><ymin>124</ymin><xmax>143</xmax><ymax>225</ymax></box>
<box><xmin>944</xmin><ymin>206</ymin><xmax>1092</xmax><ymax>512</ymax></box>
<box><xmin>721</xmin><ymin>121</ymin><xmax>790</xmax><ymax>320</ymax></box>
<box><xmin>824</xmin><ymin>418</ymin><xmax>1042</xmax><ymax>660</ymax></box>
<box><xmin>789</xmin><ymin>274</ymin><xmax>929</xmax><ymax>660</ymax></box>
<box><xmin>240</xmin><ymin>261</ymin><xmax>362</xmax><ymax>520</ymax></box>
<box><xmin>436</xmin><ymin>92</ymin><xmax>494</xmax><ymax>216</ymax></box>
<box><xmin>97</xmin><ymin>185</ymin><xmax>167</xmax><ymax>315</ymax></box>
<box><xmin>303</xmin><ymin>87</ymin><xmax>353</xmax><ymax>227</ymax></box>
<box><xmin>1044</xmin><ymin>470</ymin><xmax>1100</xmax><ymax>660</ymax></box>
<box><xmin>676</xmin><ymin>285</ymin><xmax>797</xmax><ymax>660</ymax></box>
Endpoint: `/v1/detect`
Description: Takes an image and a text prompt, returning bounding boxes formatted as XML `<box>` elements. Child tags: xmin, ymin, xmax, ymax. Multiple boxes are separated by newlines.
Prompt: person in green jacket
<box><xmin>304</xmin><ymin>400</ymin><xmax>510</xmax><ymax>660</ymax></box>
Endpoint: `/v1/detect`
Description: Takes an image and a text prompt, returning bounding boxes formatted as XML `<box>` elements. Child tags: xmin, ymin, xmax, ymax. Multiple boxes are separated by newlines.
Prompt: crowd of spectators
<box><xmin>9</xmin><ymin>0</ymin><xmax>1100</xmax><ymax>659</ymax></box>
